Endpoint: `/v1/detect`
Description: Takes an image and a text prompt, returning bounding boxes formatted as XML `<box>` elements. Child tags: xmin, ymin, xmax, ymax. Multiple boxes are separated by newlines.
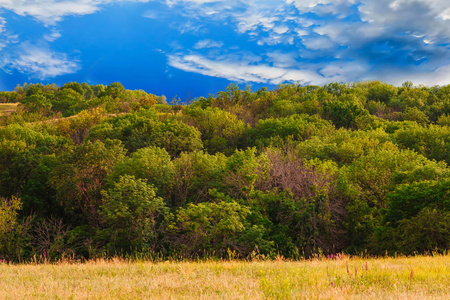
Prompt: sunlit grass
<box><xmin>0</xmin><ymin>103</ymin><xmax>18</xmax><ymax>115</ymax></box>
<box><xmin>0</xmin><ymin>254</ymin><xmax>449</xmax><ymax>299</ymax></box>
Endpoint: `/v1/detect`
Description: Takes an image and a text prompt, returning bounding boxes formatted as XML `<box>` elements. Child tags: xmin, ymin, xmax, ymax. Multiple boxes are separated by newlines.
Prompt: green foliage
<box><xmin>383</xmin><ymin>179</ymin><xmax>450</xmax><ymax>226</ymax></box>
<box><xmin>322</xmin><ymin>99</ymin><xmax>369</xmax><ymax>129</ymax></box>
<box><xmin>100</xmin><ymin>175</ymin><xmax>168</xmax><ymax>253</ymax></box>
<box><xmin>172</xmin><ymin>150</ymin><xmax>226</xmax><ymax>206</ymax></box>
<box><xmin>437</xmin><ymin>114</ymin><xmax>450</xmax><ymax>126</ymax></box>
<box><xmin>53</xmin><ymin>108</ymin><xmax>105</xmax><ymax>144</ymax></box>
<box><xmin>224</xmin><ymin>148</ymin><xmax>270</xmax><ymax>198</ymax></box>
<box><xmin>402</xmin><ymin>107</ymin><xmax>429</xmax><ymax>125</ymax></box>
<box><xmin>3</xmin><ymin>80</ymin><xmax>450</xmax><ymax>259</ymax></box>
<box><xmin>250</xmin><ymin>114</ymin><xmax>333</xmax><ymax>147</ymax></box>
<box><xmin>0</xmin><ymin>196</ymin><xmax>22</xmax><ymax>242</ymax></box>
<box><xmin>297</xmin><ymin>128</ymin><xmax>391</xmax><ymax>165</ymax></box>
<box><xmin>183</xmin><ymin>107</ymin><xmax>249</xmax><ymax>155</ymax></box>
<box><xmin>20</xmin><ymin>94</ymin><xmax>53</xmax><ymax>115</ymax></box>
<box><xmin>108</xmin><ymin>146</ymin><xmax>174</xmax><ymax>198</ymax></box>
<box><xmin>0</xmin><ymin>124</ymin><xmax>69</xmax><ymax>199</ymax></box>
<box><xmin>379</xmin><ymin>208</ymin><xmax>450</xmax><ymax>254</ymax></box>
<box><xmin>0</xmin><ymin>91</ymin><xmax>19</xmax><ymax>103</ymax></box>
<box><xmin>393</xmin><ymin>123</ymin><xmax>450</xmax><ymax>164</ymax></box>
<box><xmin>366</xmin><ymin>81</ymin><xmax>398</xmax><ymax>103</ymax></box>
<box><xmin>169</xmin><ymin>200</ymin><xmax>250</xmax><ymax>257</ymax></box>
<box><xmin>50</xmin><ymin>139</ymin><xmax>126</xmax><ymax>227</ymax></box>
<box><xmin>342</xmin><ymin>143</ymin><xmax>449</xmax><ymax>252</ymax></box>
<box><xmin>87</xmin><ymin>111</ymin><xmax>202</xmax><ymax>156</ymax></box>
<box><xmin>0</xmin><ymin>196</ymin><xmax>31</xmax><ymax>260</ymax></box>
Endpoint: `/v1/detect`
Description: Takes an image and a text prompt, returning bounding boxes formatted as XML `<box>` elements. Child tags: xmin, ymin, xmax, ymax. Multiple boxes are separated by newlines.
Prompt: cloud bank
<box><xmin>164</xmin><ymin>0</ymin><xmax>450</xmax><ymax>86</ymax></box>
<box><xmin>1</xmin><ymin>0</ymin><xmax>450</xmax><ymax>86</ymax></box>
<box><xmin>0</xmin><ymin>0</ymin><xmax>154</xmax><ymax>25</ymax></box>
<box><xmin>1</xmin><ymin>44</ymin><xmax>80</xmax><ymax>79</ymax></box>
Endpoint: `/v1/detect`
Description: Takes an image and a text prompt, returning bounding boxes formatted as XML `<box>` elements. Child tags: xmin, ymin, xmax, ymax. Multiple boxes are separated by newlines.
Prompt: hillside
<box><xmin>1</xmin><ymin>81</ymin><xmax>450</xmax><ymax>261</ymax></box>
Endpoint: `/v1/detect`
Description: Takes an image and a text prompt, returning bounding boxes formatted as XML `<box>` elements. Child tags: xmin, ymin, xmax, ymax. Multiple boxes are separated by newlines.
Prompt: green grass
<box><xmin>0</xmin><ymin>254</ymin><xmax>449</xmax><ymax>299</ymax></box>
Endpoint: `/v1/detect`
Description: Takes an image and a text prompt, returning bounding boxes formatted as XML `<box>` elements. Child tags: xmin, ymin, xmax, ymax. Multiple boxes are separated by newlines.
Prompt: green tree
<box><xmin>342</xmin><ymin>142</ymin><xmax>448</xmax><ymax>252</ymax></box>
<box><xmin>0</xmin><ymin>196</ymin><xmax>31</xmax><ymax>261</ymax></box>
<box><xmin>183</xmin><ymin>107</ymin><xmax>249</xmax><ymax>155</ymax></box>
<box><xmin>52</xmin><ymin>88</ymin><xmax>85</xmax><ymax>117</ymax></box>
<box><xmin>322</xmin><ymin>100</ymin><xmax>369</xmax><ymax>129</ymax></box>
<box><xmin>20</xmin><ymin>94</ymin><xmax>52</xmax><ymax>116</ymax></box>
<box><xmin>87</xmin><ymin>112</ymin><xmax>202</xmax><ymax>156</ymax></box>
<box><xmin>224</xmin><ymin>148</ymin><xmax>270</xmax><ymax>198</ymax></box>
<box><xmin>100</xmin><ymin>175</ymin><xmax>168</xmax><ymax>253</ymax></box>
<box><xmin>169</xmin><ymin>200</ymin><xmax>250</xmax><ymax>257</ymax></box>
<box><xmin>50</xmin><ymin>139</ymin><xmax>126</xmax><ymax>227</ymax></box>
<box><xmin>250</xmin><ymin>114</ymin><xmax>333</xmax><ymax>147</ymax></box>
<box><xmin>366</xmin><ymin>81</ymin><xmax>398</xmax><ymax>103</ymax></box>
<box><xmin>172</xmin><ymin>150</ymin><xmax>226</xmax><ymax>206</ymax></box>
<box><xmin>108</xmin><ymin>146</ymin><xmax>174</xmax><ymax>198</ymax></box>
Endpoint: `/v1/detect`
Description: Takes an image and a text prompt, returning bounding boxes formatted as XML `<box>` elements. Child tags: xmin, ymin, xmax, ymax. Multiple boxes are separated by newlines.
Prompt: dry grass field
<box><xmin>0</xmin><ymin>103</ymin><xmax>18</xmax><ymax>115</ymax></box>
<box><xmin>0</xmin><ymin>254</ymin><xmax>449</xmax><ymax>299</ymax></box>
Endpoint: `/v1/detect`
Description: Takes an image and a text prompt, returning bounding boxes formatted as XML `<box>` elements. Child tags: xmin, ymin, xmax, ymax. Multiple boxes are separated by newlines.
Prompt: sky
<box><xmin>1</xmin><ymin>0</ymin><xmax>450</xmax><ymax>101</ymax></box>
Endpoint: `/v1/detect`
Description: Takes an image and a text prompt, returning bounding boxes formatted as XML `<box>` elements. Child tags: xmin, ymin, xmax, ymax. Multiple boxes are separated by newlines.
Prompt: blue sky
<box><xmin>1</xmin><ymin>0</ymin><xmax>450</xmax><ymax>100</ymax></box>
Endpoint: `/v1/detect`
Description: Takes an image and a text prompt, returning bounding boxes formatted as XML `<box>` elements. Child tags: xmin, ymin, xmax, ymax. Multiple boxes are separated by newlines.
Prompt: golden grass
<box><xmin>0</xmin><ymin>103</ymin><xmax>19</xmax><ymax>115</ymax></box>
<box><xmin>0</xmin><ymin>254</ymin><xmax>449</xmax><ymax>299</ymax></box>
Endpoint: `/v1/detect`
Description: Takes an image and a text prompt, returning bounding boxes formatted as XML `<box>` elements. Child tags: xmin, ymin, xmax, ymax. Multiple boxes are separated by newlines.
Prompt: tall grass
<box><xmin>0</xmin><ymin>254</ymin><xmax>449</xmax><ymax>299</ymax></box>
<box><xmin>0</xmin><ymin>103</ymin><xmax>18</xmax><ymax>115</ymax></box>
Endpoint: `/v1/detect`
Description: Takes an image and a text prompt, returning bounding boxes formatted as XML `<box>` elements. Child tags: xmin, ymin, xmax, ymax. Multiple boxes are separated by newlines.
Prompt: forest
<box><xmin>0</xmin><ymin>80</ymin><xmax>449</xmax><ymax>262</ymax></box>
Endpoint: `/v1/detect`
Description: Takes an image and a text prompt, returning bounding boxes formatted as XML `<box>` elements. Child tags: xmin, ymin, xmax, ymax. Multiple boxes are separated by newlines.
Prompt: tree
<box><xmin>183</xmin><ymin>107</ymin><xmax>248</xmax><ymax>155</ymax></box>
<box><xmin>169</xmin><ymin>200</ymin><xmax>250</xmax><ymax>257</ymax></box>
<box><xmin>322</xmin><ymin>100</ymin><xmax>369</xmax><ymax>129</ymax></box>
<box><xmin>52</xmin><ymin>88</ymin><xmax>85</xmax><ymax>117</ymax></box>
<box><xmin>87</xmin><ymin>112</ymin><xmax>203</xmax><ymax>156</ymax></box>
<box><xmin>100</xmin><ymin>175</ymin><xmax>168</xmax><ymax>253</ymax></box>
<box><xmin>224</xmin><ymin>148</ymin><xmax>270</xmax><ymax>198</ymax></box>
<box><xmin>171</xmin><ymin>151</ymin><xmax>226</xmax><ymax>206</ymax></box>
<box><xmin>0</xmin><ymin>196</ymin><xmax>31</xmax><ymax>261</ymax></box>
<box><xmin>108</xmin><ymin>146</ymin><xmax>174</xmax><ymax>198</ymax></box>
<box><xmin>342</xmin><ymin>142</ymin><xmax>449</xmax><ymax>252</ymax></box>
<box><xmin>50</xmin><ymin>139</ymin><xmax>126</xmax><ymax>227</ymax></box>
<box><xmin>366</xmin><ymin>81</ymin><xmax>398</xmax><ymax>103</ymax></box>
<box><xmin>250</xmin><ymin>114</ymin><xmax>334</xmax><ymax>147</ymax></box>
<box><xmin>20</xmin><ymin>94</ymin><xmax>52</xmax><ymax>116</ymax></box>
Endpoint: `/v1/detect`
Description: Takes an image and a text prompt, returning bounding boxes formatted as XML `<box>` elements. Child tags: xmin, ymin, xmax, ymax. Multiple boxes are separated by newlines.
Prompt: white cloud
<box><xmin>194</xmin><ymin>39</ymin><xmax>224</xmax><ymax>49</ymax></box>
<box><xmin>142</xmin><ymin>10</ymin><xmax>159</xmax><ymax>19</ymax></box>
<box><xmin>168</xmin><ymin>52</ymin><xmax>338</xmax><ymax>85</ymax></box>
<box><xmin>43</xmin><ymin>29</ymin><xmax>62</xmax><ymax>42</ymax></box>
<box><xmin>2</xmin><ymin>0</ymin><xmax>450</xmax><ymax>88</ymax></box>
<box><xmin>0</xmin><ymin>16</ymin><xmax>5</xmax><ymax>33</ymax></box>
<box><xmin>1</xmin><ymin>44</ymin><xmax>80</xmax><ymax>79</ymax></box>
<box><xmin>0</xmin><ymin>0</ymin><xmax>154</xmax><ymax>25</ymax></box>
<box><xmin>235</xmin><ymin>13</ymin><xmax>278</xmax><ymax>34</ymax></box>
<box><xmin>286</xmin><ymin>0</ymin><xmax>357</xmax><ymax>15</ymax></box>
<box><xmin>358</xmin><ymin>0</ymin><xmax>450</xmax><ymax>42</ymax></box>
<box><xmin>319</xmin><ymin>61</ymin><xmax>368</xmax><ymax>79</ymax></box>
<box><xmin>273</xmin><ymin>25</ymin><xmax>289</xmax><ymax>35</ymax></box>
<box><xmin>302</xmin><ymin>36</ymin><xmax>334</xmax><ymax>50</ymax></box>
<box><xmin>165</xmin><ymin>0</ymin><xmax>219</xmax><ymax>6</ymax></box>
<box><xmin>266</xmin><ymin>51</ymin><xmax>298</xmax><ymax>68</ymax></box>
<box><xmin>161</xmin><ymin>0</ymin><xmax>450</xmax><ymax>87</ymax></box>
<box><xmin>295</xmin><ymin>28</ymin><xmax>309</xmax><ymax>37</ymax></box>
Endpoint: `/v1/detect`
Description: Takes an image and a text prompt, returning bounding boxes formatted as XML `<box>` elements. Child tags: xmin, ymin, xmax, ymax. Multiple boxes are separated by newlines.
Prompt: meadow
<box><xmin>0</xmin><ymin>103</ymin><xmax>18</xmax><ymax>115</ymax></box>
<box><xmin>0</xmin><ymin>254</ymin><xmax>448</xmax><ymax>299</ymax></box>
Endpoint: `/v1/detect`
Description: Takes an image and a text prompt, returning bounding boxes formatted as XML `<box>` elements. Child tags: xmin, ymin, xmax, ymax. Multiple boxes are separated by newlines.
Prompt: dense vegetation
<box><xmin>1</xmin><ymin>80</ymin><xmax>450</xmax><ymax>261</ymax></box>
